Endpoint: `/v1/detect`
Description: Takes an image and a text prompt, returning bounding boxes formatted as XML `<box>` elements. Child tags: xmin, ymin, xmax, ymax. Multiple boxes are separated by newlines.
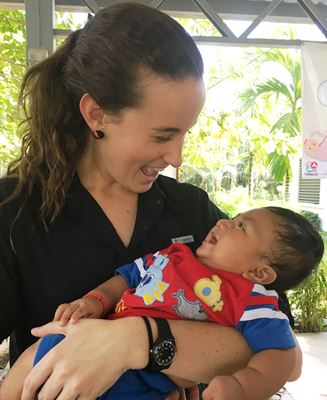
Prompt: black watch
<box><xmin>142</xmin><ymin>317</ymin><xmax>177</xmax><ymax>372</ymax></box>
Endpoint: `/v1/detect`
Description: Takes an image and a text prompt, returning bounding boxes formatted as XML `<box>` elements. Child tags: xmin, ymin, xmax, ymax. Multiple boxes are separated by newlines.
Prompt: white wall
<box><xmin>289</xmin><ymin>158</ymin><xmax>327</xmax><ymax>231</ymax></box>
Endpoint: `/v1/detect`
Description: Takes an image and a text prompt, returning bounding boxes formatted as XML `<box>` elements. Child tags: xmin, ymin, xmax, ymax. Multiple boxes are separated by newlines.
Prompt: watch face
<box><xmin>152</xmin><ymin>339</ymin><xmax>176</xmax><ymax>367</ymax></box>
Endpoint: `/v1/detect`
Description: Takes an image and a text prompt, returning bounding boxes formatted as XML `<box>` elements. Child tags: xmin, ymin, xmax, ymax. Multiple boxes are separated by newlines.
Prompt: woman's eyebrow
<box><xmin>152</xmin><ymin>127</ymin><xmax>181</xmax><ymax>133</ymax></box>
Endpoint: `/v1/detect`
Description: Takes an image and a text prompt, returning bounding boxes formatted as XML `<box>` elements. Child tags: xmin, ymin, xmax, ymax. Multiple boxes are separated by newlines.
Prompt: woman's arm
<box><xmin>164</xmin><ymin>319</ymin><xmax>252</xmax><ymax>383</ymax></box>
<box><xmin>20</xmin><ymin>317</ymin><xmax>302</xmax><ymax>400</ymax></box>
<box><xmin>21</xmin><ymin>317</ymin><xmax>253</xmax><ymax>400</ymax></box>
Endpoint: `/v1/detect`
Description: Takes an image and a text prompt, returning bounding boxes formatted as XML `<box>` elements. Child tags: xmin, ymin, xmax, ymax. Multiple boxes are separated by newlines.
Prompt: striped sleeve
<box><xmin>115</xmin><ymin>251</ymin><xmax>159</xmax><ymax>288</ymax></box>
<box><xmin>236</xmin><ymin>284</ymin><xmax>296</xmax><ymax>353</ymax></box>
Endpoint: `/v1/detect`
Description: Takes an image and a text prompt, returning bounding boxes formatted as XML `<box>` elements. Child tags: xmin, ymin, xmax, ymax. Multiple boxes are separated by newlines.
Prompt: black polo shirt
<box><xmin>0</xmin><ymin>175</ymin><xmax>226</xmax><ymax>364</ymax></box>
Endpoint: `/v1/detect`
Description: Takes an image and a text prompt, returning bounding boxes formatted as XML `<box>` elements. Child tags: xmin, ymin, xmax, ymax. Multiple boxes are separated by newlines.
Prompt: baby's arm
<box><xmin>54</xmin><ymin>274</ymin><xmax>128</xmax><ymax>325</ymax></box>
<box><xmin>288</xmin><ymin>330</ymin><xmax>302</xmax><ymax>381</ymax></box>
<box><xmin>201</xmin><ymin>347</ymin><xmax>296</xmax><ymax>400</ymax></box>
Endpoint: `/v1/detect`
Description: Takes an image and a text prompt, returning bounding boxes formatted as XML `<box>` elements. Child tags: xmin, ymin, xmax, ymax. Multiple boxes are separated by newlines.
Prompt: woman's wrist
<box><xmin>121</xmin><ymin>317</ymin><xmax>158</xmax><ymax>370</ymax></box>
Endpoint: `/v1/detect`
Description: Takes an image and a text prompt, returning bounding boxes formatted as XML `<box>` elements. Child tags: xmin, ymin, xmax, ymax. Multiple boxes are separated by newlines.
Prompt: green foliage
<box><xmin>0</xmin><ymin>9</ymin><xmax>26</xmax><ymax>173</ymax></box>
<box><xmin>238</xmin><ymin>48</ymin><xmax>302</xmax><ymax>187</ymax></box>
<box><xmin>211</xmin><ymin>187</ymin><xmax>250</xmax><ymax>218</ymax></box>
<box><xmin>180</xmin><ymin>45</ymin><xmax>302</xmax><ymax>206</ymax></box>
<box><xmin>300</xmin><ymin>210</ymin><xmax>322</xmax><ymax>232</ymax></box>
<box><xmin>288</xmin><ymin>229</ymin><xmax>326</xmax><ymax>332</ymax></box>
<box><xmin>0</xmin><ymin>10</ymin><xmax>86</xmax><ymax>174</ymax></box>
<box><xmin>289</xmin><ymin>256</ymin><xmax>327</xmax><ymax>333</ymax></box>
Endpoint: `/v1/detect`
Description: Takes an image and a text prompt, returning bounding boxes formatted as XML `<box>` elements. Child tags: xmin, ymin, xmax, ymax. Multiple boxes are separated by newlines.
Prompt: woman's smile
<box><xmin>140</xmin><ymin>165</ymin><xmax>166</xmax><ymax>179</ymax></box>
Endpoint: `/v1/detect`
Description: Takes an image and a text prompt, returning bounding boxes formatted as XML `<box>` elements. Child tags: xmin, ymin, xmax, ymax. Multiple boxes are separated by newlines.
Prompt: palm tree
<box><xmin>239</xmin><ymin>47</ymin><xmax>302</xmax><ymax>199</ymax></box>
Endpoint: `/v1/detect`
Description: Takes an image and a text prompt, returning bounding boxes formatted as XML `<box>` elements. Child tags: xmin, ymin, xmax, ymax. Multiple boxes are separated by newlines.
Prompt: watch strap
<box><xmin>141</xmin><ymin>316</ymin><xmax>154</xmax><ymax>349</ymax></box>
<box><xmin>142</xmin><ymin>317</ymin><xmax>176</xmax><ymax>372</ymax></box>
<box><xmin>152</xmin><ymin>318</ymin><xmax>174</xmax><ymax>341</ymax></box>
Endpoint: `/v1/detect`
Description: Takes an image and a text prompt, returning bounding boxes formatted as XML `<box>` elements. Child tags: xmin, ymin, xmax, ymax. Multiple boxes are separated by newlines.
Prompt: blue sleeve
<box><xmin>115</xmin><ymin>255</ymin><xmax>147</xmax><ymax>288</ymax></box>
<box><xmin>236</xmin><ymin>308</ymin><xmax>296</xmax><ymax>353</ymax></box>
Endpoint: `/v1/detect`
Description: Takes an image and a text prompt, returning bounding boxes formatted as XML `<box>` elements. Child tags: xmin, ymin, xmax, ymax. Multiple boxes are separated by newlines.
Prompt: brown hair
<box><xmin>5</xmin><ymin>2</ymin><xmax>203</xmax><ymax>222</ymax></box>
<box><xmin>263</xmin><ymin>207</ymin><xmax>324</xmax><ymax>291</ymax></box>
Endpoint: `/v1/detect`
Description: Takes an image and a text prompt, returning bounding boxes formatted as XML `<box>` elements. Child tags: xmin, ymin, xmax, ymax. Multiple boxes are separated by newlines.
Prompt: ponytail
<box><xmin>6</xmin><ymin>30</ymin><xmax>88</xmax><ymax>222</ymax></box>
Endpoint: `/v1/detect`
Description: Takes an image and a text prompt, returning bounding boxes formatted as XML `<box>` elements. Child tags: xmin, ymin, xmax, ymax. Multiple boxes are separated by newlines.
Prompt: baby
<box><xmin>1</xmin><ymin>206</ymin><xmax>324</xmax><ymax>400</ymax></box>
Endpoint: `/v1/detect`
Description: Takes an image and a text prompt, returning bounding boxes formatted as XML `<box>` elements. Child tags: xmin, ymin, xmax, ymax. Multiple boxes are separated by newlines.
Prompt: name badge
<box><xmin>171</xmin><ymin>235</ymin><xmax>194</xmax><ymax>244</ymax></box>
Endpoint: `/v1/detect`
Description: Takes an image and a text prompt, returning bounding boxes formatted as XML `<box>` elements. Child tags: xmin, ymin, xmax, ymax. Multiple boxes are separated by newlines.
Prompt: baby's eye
<box><xmin>236</xmin><ymin>221</ymin><xmax>245</xmax><ymax>230</ymax></box>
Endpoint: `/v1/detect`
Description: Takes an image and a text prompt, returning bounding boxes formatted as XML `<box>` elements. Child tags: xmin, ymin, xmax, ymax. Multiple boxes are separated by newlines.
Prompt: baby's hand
<box><xmin>202</xmin><ymin>375</ymin><xmax>246</xmax><ymax>400</ymax></box>
<box><xmin>53</xmin><ymin>297</ymin><xmax>104</xmax><ymax>326</ymax></box>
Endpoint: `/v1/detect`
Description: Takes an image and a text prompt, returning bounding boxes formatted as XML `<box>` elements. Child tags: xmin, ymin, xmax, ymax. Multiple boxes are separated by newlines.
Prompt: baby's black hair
<box><xmin>263</xmin><ymin>207</ymin><xmax>324</xmax><ymax>291</ymax></box>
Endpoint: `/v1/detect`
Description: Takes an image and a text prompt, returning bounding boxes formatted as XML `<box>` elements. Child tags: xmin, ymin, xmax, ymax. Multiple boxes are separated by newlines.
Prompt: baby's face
<box><xmin>196</xmin><ymin>209</ymin><xmax>276</xmax><ymax>277</ymax></box>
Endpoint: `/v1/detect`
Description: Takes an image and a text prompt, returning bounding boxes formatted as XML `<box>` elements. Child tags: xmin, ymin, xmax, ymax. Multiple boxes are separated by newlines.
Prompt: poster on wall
<box><xmin>302</xmin><ymin>42</ymin><xmax>327</xmax><ymax>179</ymax></box>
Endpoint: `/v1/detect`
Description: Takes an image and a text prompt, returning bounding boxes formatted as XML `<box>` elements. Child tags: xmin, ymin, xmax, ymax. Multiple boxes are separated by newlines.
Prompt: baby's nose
<box><xmin>217</xmin><ymin>219</ymin><xmax>232</xmax><ymax>229</ymax></box>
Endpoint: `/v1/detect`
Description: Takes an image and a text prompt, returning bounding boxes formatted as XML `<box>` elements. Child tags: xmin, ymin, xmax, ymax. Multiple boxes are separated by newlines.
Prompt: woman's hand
<box><xmin>21</xmin><ymin>317</ymin><xmax>148</xmax><ymax>400</ymax></box>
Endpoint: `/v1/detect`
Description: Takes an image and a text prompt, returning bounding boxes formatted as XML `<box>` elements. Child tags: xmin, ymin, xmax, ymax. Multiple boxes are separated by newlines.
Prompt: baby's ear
<box><xmin>242</xmin><ymin>265</ymin><xmax>277</xmax><ymax>285</ymax></box>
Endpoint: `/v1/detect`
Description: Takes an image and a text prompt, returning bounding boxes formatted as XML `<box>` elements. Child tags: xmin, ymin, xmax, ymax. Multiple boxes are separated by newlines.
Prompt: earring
<box><xmin>94</xmin><ymin>130</ymin><xmax>105</xmax><ymax>140</ymax></box>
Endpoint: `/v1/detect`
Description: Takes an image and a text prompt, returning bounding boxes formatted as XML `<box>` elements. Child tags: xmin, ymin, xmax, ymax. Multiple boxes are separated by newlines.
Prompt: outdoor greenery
<box><xmin>238</xmin><ymin>47</ymin><xmax>302</xmax><ymax>199</ymax></box>
<box><xmin>289</xmin><ymin>233</ymin><xmax>327</xmax><ymax>333</ymax></box>
<box><xmin>0</xmin><ymin>9</ymin><xmax>85</xmax><ymax>173</ymax></box>
<box><xmin>300</xmin><ymin>210</ymin><xmax>322</xmax><ymax>232</ymax></box>
<box><xmin>180</xmin><ymin>44</ymin><xmax>302</xmax><ymax>204</ymax></box>
<box><xmin>0</xmin><ymin>11</ymin><xmax>326</xmax><ymax>332</ymax></box>
<box><xmin>0</xmin><ymin>9</ymin><xmax>26</xmax><ymax>174</ymax></box>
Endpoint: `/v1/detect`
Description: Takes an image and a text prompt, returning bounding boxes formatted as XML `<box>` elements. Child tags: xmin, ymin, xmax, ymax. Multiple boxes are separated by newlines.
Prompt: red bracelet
<box><xmin>83</xmin><ymin>292</ymin><xmax>109</xmax><ymax>317</ymax></box>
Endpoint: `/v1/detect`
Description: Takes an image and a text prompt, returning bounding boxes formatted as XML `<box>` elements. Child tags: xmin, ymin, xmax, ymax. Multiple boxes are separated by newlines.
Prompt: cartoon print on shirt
<box><xmin>115</xmin><ymin>298</ymin><xmax>128</xmax><ymax>313</ymax></box>
<box><xmin>135</xmin><ymin>254</ymin><xmax>170</xmax><ymax>305</ymax></box>
<box><xmin>172</xmin><ymin>289</ymin><xmax>208</xmax><ymax>320</ymax></box>
<box><xmin>193</xmin><ymin>275</ymin><xmax>224</xmax><ymax>312</ymax></box>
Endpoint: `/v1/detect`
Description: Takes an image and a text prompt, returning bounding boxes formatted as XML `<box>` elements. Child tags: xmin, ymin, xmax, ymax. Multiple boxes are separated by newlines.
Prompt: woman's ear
<box><xmin>242</xmin><ymin>265</ymin><xmax>277</xmax><ymax>285</ymax></box>
<box><xmin>79</xmin><ymin>93</ymin><xmax>106</xmax><ymax>131</ymax></box>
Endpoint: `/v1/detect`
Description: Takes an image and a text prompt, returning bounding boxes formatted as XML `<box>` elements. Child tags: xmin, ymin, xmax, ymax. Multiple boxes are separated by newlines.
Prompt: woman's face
<box><xmin>90</xmin><ymin>75</ymin><xmax>205</xmax><ymax>193</ymax></box>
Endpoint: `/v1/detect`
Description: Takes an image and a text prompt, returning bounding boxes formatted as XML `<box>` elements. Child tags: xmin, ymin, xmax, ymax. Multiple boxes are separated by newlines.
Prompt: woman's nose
<box><xmin>164</xmin><ymin>152</ymin><xmax>182</xmax><ymax>168</ymax></box>
<box><xmin>163</xmin><ymin>139</ymin><xmax>184</xmax><ymax>168</ymax></box>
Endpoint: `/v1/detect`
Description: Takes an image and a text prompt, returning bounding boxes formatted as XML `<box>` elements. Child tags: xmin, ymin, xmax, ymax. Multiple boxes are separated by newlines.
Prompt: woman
<box><xmin>0</xmin><ymin>3</ymin><xmax>300</xmax><ymax>400</ymax></box>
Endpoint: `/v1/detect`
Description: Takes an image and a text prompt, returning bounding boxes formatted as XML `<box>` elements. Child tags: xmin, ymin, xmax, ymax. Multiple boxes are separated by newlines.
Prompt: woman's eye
<box><xmin>154</xmin><ymin>136</ymin><xmax>172</xmax><ymax>143</ymax></box>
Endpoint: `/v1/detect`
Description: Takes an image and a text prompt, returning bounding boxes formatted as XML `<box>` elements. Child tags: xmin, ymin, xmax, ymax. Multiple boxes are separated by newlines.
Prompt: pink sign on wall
<box><xmin>302</xmin><ymin>42</ymin><xmax>327</xmax><ymax>179</ymax></box>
